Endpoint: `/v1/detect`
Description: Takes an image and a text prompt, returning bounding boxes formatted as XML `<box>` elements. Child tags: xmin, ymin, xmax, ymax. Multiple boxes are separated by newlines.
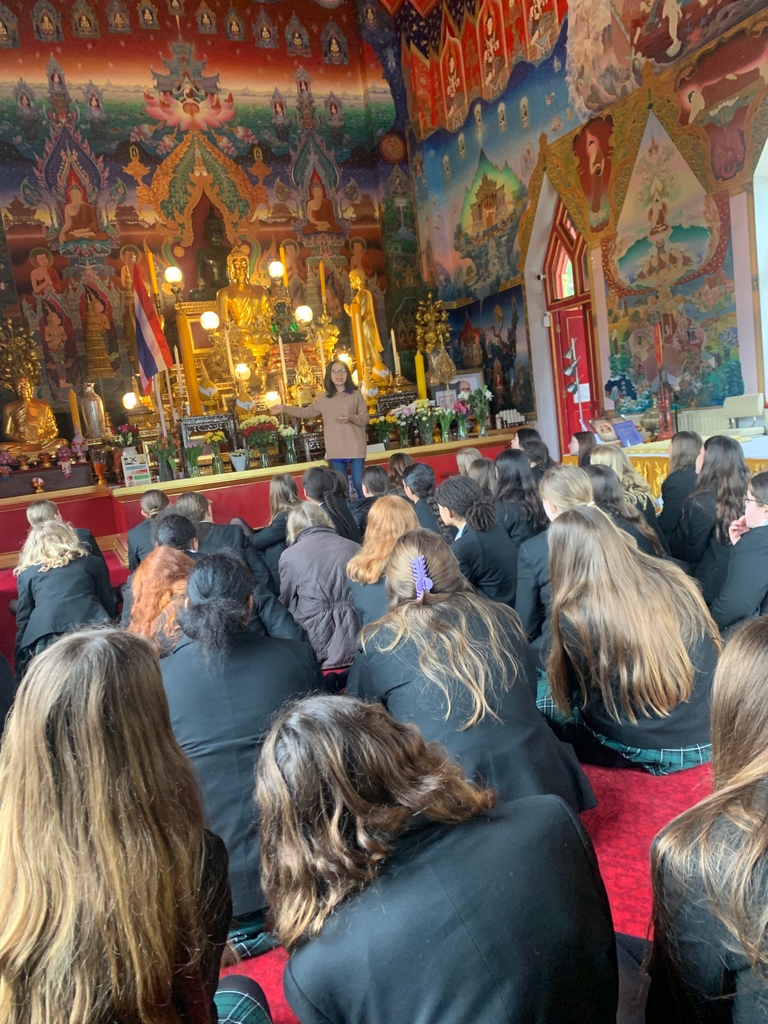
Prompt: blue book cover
<box><xmin>612</xmin><ymin>420</ymin><xmax>644</xmax><ymax>447</ymax></box>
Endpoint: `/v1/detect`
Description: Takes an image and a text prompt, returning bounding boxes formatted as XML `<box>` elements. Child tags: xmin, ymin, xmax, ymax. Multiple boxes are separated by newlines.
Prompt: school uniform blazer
<box><xmin>15</xmin><ymin>554</ymin><xmax>116</xmax><ymax>658</ymax></box>
<box><xmin>161</xmin><ymin>631</ymin><xmax>324</xmax><ymax>917</ymax></box>
<box><xmin>349</xmin><ymin>495</ymin><xmax>376</xmax><ymax>535</ymax></box>
<box><xmin>451</xmin><ymin>523</ymin><xmax>518</xmax><ymax>606</ymax></box>
<box><xmin>74</xmin><ymin>527</ymin><xmax>105</xmax><ymax>561</ymax></box>
<box><xmin>600</xmin><ymin>508</ymin><xmax>657</xmax><ymax>557</ymax></box>
<box><xmin>127</xmin><ymin>517</ymin><xmax>154</xmax><ymax>571</ymax></box>
<box><xmin>673</xmin><ymin>491</ymin><xmax>731</xmax><ymax>605</ymax></box>
<box><xmin>514</xmin><ymin>530</ymin><xmax>551</xmax><ymax>666</ymax></box>
<box><xmin>494</xmin><ymin>497</ymin><xmax>542</xmax><ymax>550</ymax></box>
<box><xmin>249</xmin><ymin>510</ymin><xmax>289</xmax><ymax>593</ymax></box>
<box><xmin>413</xmin><ymin>497</ymin><xmax>443</xmax><ymax>535</ymax></box>
<box><xmin>347</xmin><ymin>614</ymin><xmax>595</xmax><ymax>813</ymax></box>
<box><xmin>647</xmin><ymin>810</ymin><xmax>768</xmax><ymax>1023</ymax></box>
<box><xmin>658</xmin><ymin>465</ymin><xmax>697</xmax><ymax>540</ymax></box>
<box><xmin>636</xmin><ymin>493</ymin><xmax>669</xmax><ymax>553</ymax></box>
<box><xmin>347</xmin><ymin>576</ymin><xmax>388</xmax><ymax>626</ymax></box>
<box><xmin>320</xmin><ymin>497</ymin><xmax>361</xmax><ymax>544</ymax></box>
<box><xmin>197</xmin><ymin>522</ymin><xmax>276</xmax><ymax>595</ymax></box>
<box><xmin>285</xmin><ymin>797</ymin><xmax>618</xmax><ymax>1024</ymax></box>
<box><xmin>709</xmin><ymin>525</ymin><xmax>768</xmax><ymax>633</ymax></box>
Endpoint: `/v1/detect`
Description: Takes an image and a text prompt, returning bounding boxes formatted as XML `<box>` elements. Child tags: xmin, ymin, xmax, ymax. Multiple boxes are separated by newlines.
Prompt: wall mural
<box><xmin>0</xmin><ymin>0</ymin><xmax>417</xmax><ymax>413</ymax></box>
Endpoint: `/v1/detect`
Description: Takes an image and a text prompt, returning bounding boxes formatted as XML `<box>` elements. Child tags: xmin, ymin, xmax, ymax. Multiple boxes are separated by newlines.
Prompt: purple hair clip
<box><xmin>411</xmin><ymin>555</ymin><xmax>433</xmax><ymax>602</ymax></box>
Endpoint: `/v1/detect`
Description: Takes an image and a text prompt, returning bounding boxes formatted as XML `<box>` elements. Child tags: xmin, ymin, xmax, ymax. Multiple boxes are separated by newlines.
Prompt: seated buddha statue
<box><xmin>217</xmin><ymin>250</ymin><xmax>272</xmax><ymax>331</ymax></box>
<box><xmin>0</xmin><ymin>376</ymin><xmax>68</xmax><ymax>455</ymax></box>
<box><xmin>190</xmin><ymin>212</ymin><xmax>232</xmax><ymax>301</ymax></box>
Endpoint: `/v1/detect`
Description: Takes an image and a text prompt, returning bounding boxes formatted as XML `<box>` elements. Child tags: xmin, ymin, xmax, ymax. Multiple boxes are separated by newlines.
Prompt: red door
<box><xmin>554</xmin><ymin>305</ymin><xmax>599</xmax><ymax>442</ymax></box>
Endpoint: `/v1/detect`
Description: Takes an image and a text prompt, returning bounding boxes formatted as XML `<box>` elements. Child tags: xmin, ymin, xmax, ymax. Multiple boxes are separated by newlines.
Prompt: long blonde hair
<box><xmin>14</xmin><ymin>520</ymin><xmax>88</xmax><ymax>575</ymax></box>
<box><xmin>269</xmin><ymin>473</ymin><xmax>300</xmax><ymax>521</ymax></box>
<box><xmin>652</xmin><ymin>618</ymin><xmax>768</xmax><ymax>970</ymax></box>
<box><xmin>539</xmin><ymin>463</ymin><xmax>593</xmax><ymax>510</ymax></box>
<box><xmin>347</xmin><ymin>495</ymin><xmax>419</xmax><ymax>585</ymax></box>
<box><xmin>0</xmin><ymin>629</ymin><xmax>207</xmax><ymax>1024</ymax></box>
<box><xmin>547</xmin><ymin>506</ymin><xmax>719</xmax><ymax>722</ymax></box>
<box><xmin>590</xmin><ymin>445</ymin><xmax>653</xmax><ymax>506</ymax></box>
<box><xmin>362</xmin><ymin>530</ymin><xmax>526</xmax><ymax>728</ymax></box>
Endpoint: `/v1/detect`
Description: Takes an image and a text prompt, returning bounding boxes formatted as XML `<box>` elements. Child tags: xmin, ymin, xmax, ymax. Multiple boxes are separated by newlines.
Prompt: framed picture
<box><xmin>590</xmin><ymin>417</ymin><xmax>619</xmax><ymax>443</ymax></box>
<box><xmin>180</xmin><ymin>413</ymin><xmax>238</xmax><ymax>473</ymax></box>
<box><xmin>430</xmin><ymin>368</ymin><xmax>485</xmax><ymax>407</ymax></box>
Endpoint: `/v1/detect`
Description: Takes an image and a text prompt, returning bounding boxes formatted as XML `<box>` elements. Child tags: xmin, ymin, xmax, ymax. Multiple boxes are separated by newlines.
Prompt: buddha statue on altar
<box><xmin>345</xmin><ymin>269</ymin><xmax>389</xmax><ymax>385</ymax></box>
<box><xmin>0</xmin><ymin>376</ymin><xmax>68</xmax><ymax>455</ymax></box>
<box><xmin>190</xmin><ymin>212</ymin><xmax>232</xmax><ymax>301</ymax></box>
<box><xmin>217</xmin><ymin>250</ymin><xmax>272</xmax><ymax>331</ymax></box>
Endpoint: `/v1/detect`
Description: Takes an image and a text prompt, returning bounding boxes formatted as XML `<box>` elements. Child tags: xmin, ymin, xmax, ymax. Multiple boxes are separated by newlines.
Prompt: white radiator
<box><xmin>676</xmin><ymin>407</ymin><xmax>767</xmax><ymax>435</ymax></box>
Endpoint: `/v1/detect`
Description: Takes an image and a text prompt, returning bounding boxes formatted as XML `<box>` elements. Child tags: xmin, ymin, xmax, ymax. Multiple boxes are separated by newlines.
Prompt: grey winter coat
<box><xmin>278</xmin><ymin>526</ymin><xmax>361</xmax><ymax>669</ymax></box>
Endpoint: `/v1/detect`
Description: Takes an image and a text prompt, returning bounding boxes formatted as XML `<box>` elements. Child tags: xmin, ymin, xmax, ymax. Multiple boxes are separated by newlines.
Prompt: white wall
<box><xmin>753</xmin><ymin>146</ymin><xmax>768</xmax><ymax>395</ymax></box>
<box><xmin>524</xmin><ymin>174</ymin><xmax>560</xmax><ymax>460</ymax></box>
<box><xmin>591</xmin><ymin>247</ymin><xmax>612</xmax><ymax>410</ymax></box>
<box><xmin>730</xmin><ymin>189</ymin><xmax>758</xmax><ymax>394</ymax></box>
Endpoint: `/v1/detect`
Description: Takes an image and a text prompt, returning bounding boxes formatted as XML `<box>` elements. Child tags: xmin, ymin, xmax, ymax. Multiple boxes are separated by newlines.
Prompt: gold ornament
<box><xmin>0</xmin><ymin>319</ymin><xmax>42</xmax><ymax>393</ymax></box>
<box><xmin>415</xmin><ymin>292</ymin><xmax>456</xmax><ymax>385</ymax></box>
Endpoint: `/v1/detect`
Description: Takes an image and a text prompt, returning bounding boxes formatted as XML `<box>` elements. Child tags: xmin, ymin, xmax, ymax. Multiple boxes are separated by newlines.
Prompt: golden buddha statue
<box><xmin>345</xmin><ymin>269</ymin><xmax>389</xmax><ymax>384</ymax></box>
<box><xmin>0</xmin><ymin>376</ymin><xmax>68</xmax><ymax>455</ymax></box>
<box><xmin>217</xmin><ymin>250</ymin><xmax>272</xmax><ymax>331</ymax></box>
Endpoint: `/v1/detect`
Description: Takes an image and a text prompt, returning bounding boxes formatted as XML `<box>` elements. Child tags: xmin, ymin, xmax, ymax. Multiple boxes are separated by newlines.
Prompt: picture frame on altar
<box><xmin>430</xmin><ymin>368</ymin><xmax>485</xmax><ymax>409</ymax></box>
<box><xmin>180</xmin><ymin>413</ymin><xmax>238</xmax><ymax>473</ymax></box>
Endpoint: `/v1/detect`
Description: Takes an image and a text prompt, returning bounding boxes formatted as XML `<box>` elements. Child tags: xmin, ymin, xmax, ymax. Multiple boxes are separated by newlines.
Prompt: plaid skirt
<box><xmin>16</xmin><ymin>632</ymin><xmax>62</xmax><ymax>678</ymax></box>
<box><xmin>215</xmin><ymin>975</ymin><xmax>272</xmax><ymax>1024</ymax></box>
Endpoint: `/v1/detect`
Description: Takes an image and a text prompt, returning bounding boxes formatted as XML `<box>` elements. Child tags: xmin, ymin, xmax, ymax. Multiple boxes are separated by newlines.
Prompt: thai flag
<box><xmin>133</xmin><ymin>265</ymin><xmax>172</xmax><ymax>394</ymax></box>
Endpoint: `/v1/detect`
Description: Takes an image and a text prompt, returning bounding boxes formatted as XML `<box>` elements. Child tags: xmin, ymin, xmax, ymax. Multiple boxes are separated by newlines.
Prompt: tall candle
<box><xmin>153</xmin><ymin>374</ymin><xmax>167</xmax><ymax>439</ymax></box>
<box><xmin>224</xmin><ymin>324</ymin><xmax>235</xmax><ymax>379</ymax></box>
<box><xmin>278</xmin><ymin>334</ymin><xmax>289</xmax><ymax>394</ymax></box>
<box><xmin>177</xmin><ymin>312</ymin><xmax>202</xmax><ymax>415</ymax></box>
<box><xmin>68</xmin><ymin>388</ymin><xmax>82</xmax><ymax>436</ymax></box>
<box><xmin>279</xmin><ymin>246</ymin><xmax>289</xmax><ymax>288</ymax></box>
<box><xmin>164</xmin><ymin>367</ymin><xmax>173</xmax><ymax>404</ymax></box>
<box><xmin>174</xmin><ymin>345</ymin><xmax>186</xmax><ymax>400</ymax></box>
<box><xmin>145</xmin><ymin>247</ymin><xmax>159</xmax><ymax>297</ymax></box>
<box><xmin>390</xmin><ymin>328</ymin><xmax>401</xmax><ymax>376</ymax></box>
<box><xmin>319</xmin><ymin>260</ymin><xmax>327</xmax><ymax>305</ymax></box>
<box><xmin>415</xmin><ymin>351</ymin><xmax>427</xmax><ymax>400</ymax></box>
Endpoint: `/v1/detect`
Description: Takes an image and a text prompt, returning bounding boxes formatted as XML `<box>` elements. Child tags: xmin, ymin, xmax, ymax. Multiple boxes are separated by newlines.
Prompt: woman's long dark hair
<box><xmin>494</xmin><ymin>448</ymin><xmax>547</xmax><ymax>529</ymax></box>
<box><xmin>302</xmin><ymin>466</ymin><xmax>360</xmax><ymax>542</ymax></box>
<box><xmin>585</xmin><ymin>465</ymin><xmax>664</xmax><ymax>556</ymax></box>
<box><xmin>323</xmin><ymin>359</ymin><xmax>357</xmax><ymax>398</ymax></box>
<box><xmin>692</xmin><ymin>434</ymin><xmax>750</xmax><ymax>544</ymax></box>
<box><xmin>436</xmin><ymin>476</ymin><xmax>496</xmax><ymax>532</ymax></box>
<box><xmin>176</xmin><ymin>552</ymin><xmax>252</xmax><ymax>655</ymax></box>
<box><xmin>403</xmin><ymin>463</ymin><xmax>453</xmax><ymax>541</ymax></box>
<box><xmin>572</xmin><ymin>431</ymin><xmax>597</xmax><ymax>466</ymax></box>
<box><xmin>514</xmin><ymin>426</ymin><xmax>541</xmax><ymax>445</ymax></box>
<box><xmin>668</xmin><ymin>430</ymin><xmax>703</xmax><ymax>475</ymax></box>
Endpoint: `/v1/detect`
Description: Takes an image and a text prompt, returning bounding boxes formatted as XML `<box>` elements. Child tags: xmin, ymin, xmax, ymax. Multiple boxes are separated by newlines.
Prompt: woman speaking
<box><xmin>272</xmin><ymin>360</ymin><xmax>369</xmax><ymax>499</ymax></box>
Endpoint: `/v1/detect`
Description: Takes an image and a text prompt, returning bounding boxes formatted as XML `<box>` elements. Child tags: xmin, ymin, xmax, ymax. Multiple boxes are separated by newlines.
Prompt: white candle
<box><xmin>153</xmin><ymin>374</ymin><xmax>167</xmax><ymax>439</ymax></box>
<box><xmin>164</xmin><ymin>367</ymin><xmax>173</xmax><ymax>403</ymax></box>
<box><xmin>224</xmin><ymin>324</ymin><xmax>235</xmax><ymax>379</ymax></box>
<box><xmin>390</xmin><ymin>328</ymin><xmax>401</xmax><ymax>376</ymax></box>
<box><xmin>278</xmin><ymin>334</ymin><xmax>289</xmax><ymax>393</ymax></box>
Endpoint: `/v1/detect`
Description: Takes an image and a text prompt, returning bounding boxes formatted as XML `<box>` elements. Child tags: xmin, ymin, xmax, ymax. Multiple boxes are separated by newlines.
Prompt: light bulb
<box><xmin>200</xmin><ymin>310</ymin><xmax>220</xmax><ymax>331</ymax></box>
<box><xmin>295</xmin><ymin>304</ymin><xmax>313</xmax><ymax>324</ymax></box>
<box><xmin>268</xmin><ymin>260</ymin><xmax>285</xmax><ymax>280</ymax></box>
<box><xmin>122</xmin><ymin>392</ymin><xmax>138</xmax><ymax>410</ymax></box>
<box><xmin>234</xmin><ymin>363</ymin><xmax>251</xmax><ymax>381</ymax></box>
<box><xmin>338</xmin><ymin>352</ymin><xmax>352</xmax><ymax>366</ymax></box>
<box><xmin>164</xmin><ymin>266</ymin><xmax>183</xmax><ymax>284</ymax></box>
<box><xmin>265</xmin><ymin>391</ymin><xmax>281</xmax><ymax>404</ymax></box>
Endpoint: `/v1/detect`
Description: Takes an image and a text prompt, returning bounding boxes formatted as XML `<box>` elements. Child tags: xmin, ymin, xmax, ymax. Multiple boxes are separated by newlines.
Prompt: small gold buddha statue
<box><xmin>345</xmin><ymin>269</ymin><xmax>389</xmax><ymax>384</ymax></box>
<box><xmin>217</xmin><ymin>250</ymin><xmax>272</xmax><ymax>331</ymax></box>
<box><xmin>0</xmin><ymin>376</ymin><xmax>68</xmax><ymax>455</ymax></box>
<box><xmin>292</xmin><ymin>349</ymin><xmax>317</xmax><ymax>406</ymax></box>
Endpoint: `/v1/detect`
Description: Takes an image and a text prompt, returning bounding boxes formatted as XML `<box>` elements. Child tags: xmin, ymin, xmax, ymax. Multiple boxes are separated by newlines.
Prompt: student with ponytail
<box><xmin>302</xmin><ymin>465</ymin><xmax>361</xmax><ymax>543</ymax></box>
<box><xmin>161</xmin><ymin>551</ymin><xmax>322</xmax><ymax>957</ymax></box>
<box><xmin>436</xmin><ymin>475</ymin><xmax>519</xmax><ymax>606</ymax></box>
<box><xmin>402</xmin><ymin>462</ymin><xmax>454</xmax><ymax>540</ymax></box>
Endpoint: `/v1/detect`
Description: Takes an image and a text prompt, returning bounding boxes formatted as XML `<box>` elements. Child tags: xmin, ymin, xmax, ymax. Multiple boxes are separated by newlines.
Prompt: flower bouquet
<box><xmin>241</xmin><ymin>416</ymin><xmax>279</xmax><ymax>468</ymax></box>
<box><xmin>185</xmin><ymin>444</ymin><xmax>205</xmax><ymax>478</ymax></box>
<box><xmin>413</xmin><ymin>398</ymin><xmax>438</xmax><ymax>446</ymax></box>
<box><xmin>229</xmin><ymin>448</ymin><xmax>249</xmax><ymax>473</ymax></box>
<box><xmin>370</xmin><ymin>414</ymin><xmax>397</xmax><ymax>449</ymax></box>
<box><xmin>148</xmin><ymin>436</ymin><xmax>178</xmax><ymax>482</ymax></box>
<box><xmin>453</xmin><ymin>399</ymin><xmax>471</xmax><ymax>440</ymax></box>
<box><xmin>278</xmin><ymin>423</ymin><xmax>298</xmax><ymax>464</ymax></box>
<box><xmin>112</xmin><ymin>423</ymin><xmax>141</xmax><ymax>449</ymax></box>
<box><xmin>391</xmin><ymin>404</ymin><xmax>414</xmax><ymax>448</ymax></box>
<box><xmin>436</xmin><ymin>407</ymin><xmax>455</xmax><ymax>444</ymax></box>
<box><xmin>460</xmin><ymin>388</ymin><xmax>493</xmax><ymax>437</ymax></box>
<box><xmin>204</xmin><ymin>430</ymin><xmax>227</xmax><ymax>475</ymax></box>
<box><xmin>0</xmin><ymin>451</ymin><xmax>15</xmax><ymax>481</ymax></box>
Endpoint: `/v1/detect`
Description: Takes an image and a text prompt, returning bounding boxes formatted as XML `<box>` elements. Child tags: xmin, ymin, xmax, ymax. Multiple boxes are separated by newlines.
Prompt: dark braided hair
<box><xmin>302</xmin><ymin>466</ymin><xmax>360</xmax><ymax>542</ymax></box>
<box><xmin>402</xmin><ymin>463</ymin><xmax>453</xmax><ymax>542</ymax></box>
<box><xmin>436</xmin><ymin>476</ymin><xmax>497</xmax><ymax>533</ymax></box>
<box><xmin>494</xmin><ymin>449</ymin><xmax>547</xmax><ymax>529</ymax></box>
<box><xmin>176</xmin><ymin>552</ymin><xmax>252</xmax><ymax>657</ymax></box>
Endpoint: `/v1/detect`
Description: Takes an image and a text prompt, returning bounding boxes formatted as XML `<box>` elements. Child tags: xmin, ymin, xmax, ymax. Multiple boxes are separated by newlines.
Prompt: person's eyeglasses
<box><xmin>743</xmin><ymin>496</ymin><xmax>763</xmax><ymax>508</ymax></box>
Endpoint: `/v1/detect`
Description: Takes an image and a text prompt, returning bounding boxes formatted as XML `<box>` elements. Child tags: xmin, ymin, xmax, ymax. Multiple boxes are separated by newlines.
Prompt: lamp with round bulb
<box><xmin>264</xmin><ymin>391</ymin><xmax>281</xmax><ymax>405</ymax></box>
<box><xmin>294</xmin><ymin>304</ymin><xmax>313</xmax><ymax>325</ymax></box>
<box><xmin>268</xmin><ymin>260</ymin><xmax>285</xmax><ymax>280</ymax></box>
<box><xmin>200</xmin><ymin>310</ymin><xmax>220</xmax><ymax>331</ymax></box>
<box><xmin>234</xmin><ymin>363</ymin><xmax>251</xmax><ymax>382</ymax></box>
<box><xmin>164</xmin><ymin>266</ymin><xmax>183</xmax><ymax>284</ymax></box>
<box><xmin>122</xmin><ymin>392</ymin><xmax>138</xmax><ymax>411</ymax></box>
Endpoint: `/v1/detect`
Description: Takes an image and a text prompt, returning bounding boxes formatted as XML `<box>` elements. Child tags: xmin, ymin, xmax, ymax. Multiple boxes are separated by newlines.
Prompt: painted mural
<box><xmin>0</xmin><ymin>0</ymin><xmax>417</xmax><ymax>411</ymax></box>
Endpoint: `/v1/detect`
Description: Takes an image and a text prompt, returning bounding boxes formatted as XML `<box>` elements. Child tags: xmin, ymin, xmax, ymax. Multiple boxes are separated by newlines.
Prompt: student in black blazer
<box><xmin>589</xmin><ymin>444</ymin><xmax>667</xmax><ymax>550</ymax></box>
<box><xmin>25</xmin><ymin>498</ymin><xmax>106</xmax><ymax>562</ymax></box>
<box><xmin>671</xmin><ymin>435</ymin><xmax>750</xmax><ymax>605</ymax></box>
<box><xmin>657</xmin><ymin>431</ymin><xmax>703</xmax><ymax>540</ymax></box>
<box><xmin>492</xmin><ymin>448</ymin><xmax>548</xmax><ymax>552</ymax></box>
<box><xmin>248</xmin><ymin>474</ymin><xmax>301</xmax><ymax>593</ymax></box>
<box><xmin>346</xmin><ymin>495</ymin><xmax>419</xmax><ymax>627</ymax></box>
<box><xmin>585</xmin><ymin>464</ymin><xmax>665</xmax><ymax>557</ymax></box>
<box><xmin>127</xmin><ymin>489</ymin><xmax>170</xmax><ymax>571</ymax></box>
<box><xmin>402</xmin><ymin>462</ymin><xmax>455</xmax><ymax>540</ymax></box>
<box><xmin>347</xmin><ymin>529</ymin><xmax>594</xmax><ymax>813</ymax></box>
<box><xmin>256</xmin><ymin>695</ymin><xmax>618</xmax><ymax>1024</ymax></box>
<box><xmin>14</xmin><ymin>521</ymin><xmax>115</xmax><ymax>676</ymax></box>
<box><xmin>710</xmin><ymin>472</ymin><xmax>768</xmax><ymax>634</ymax></box>
<box><xmin>348</xmin><ymin>465</ymin><xmax>393</xmax><ymax>536</ymax></box>
<box><xmin>435</xmin><ymin>476</ymin><xmax>519</xmax><ymax>606</ymax></box>
<box><xmin>161</xmin><ymin>552</ymin><xmax>323</xmax><ymax>955</ymax></box>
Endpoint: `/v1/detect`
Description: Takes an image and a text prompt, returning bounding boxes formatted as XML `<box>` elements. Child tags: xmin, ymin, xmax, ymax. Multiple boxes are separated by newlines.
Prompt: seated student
<box><xmin>26</xmin><ymin>498</ymin><xmax>104</xmax><ymax>561</ymax></box>
<box><xmin>590</xmin><ymin>445</ymin><xmax>665</xmax><ymax>545</ymax></box>
<box><xmin>348</xmin><ymin>529</ymin><xmax>594</xmax><ymax>812</ymax></box>
<box><xmin>466</xmin><ymin>457</ymin><xmax>496</xmax><ymax>496</ymax></box>
<box><xmin>402</xmin><ymin>462</ymin><xmax>454</xmax><ymax>540</ymax></box>
<box><xmin>346</xmin><ymin>495</ymin><xmax>419</xmax><ymax>625</ymax></box>
<box><xmin>586</xmin><ymin>464</ymin><xmax>665</xmax><ymax>556</ymax></box>
<box><xmin>493</xmin><ymin>447</ymin><xmax>548</xmax><ymax>550</ymax></box>
<box><xmin>648</xmin><ymin>617</ymin><xmax>768</xmax><ymax>1023</ymax></box>
<box><xmin>0</xmin><ymin>629</ymin><xmax>269</xmax><ymax>1024</ymax></box>
<box><xmin>302</xmin><ymin>466</ymin><xmax>361</xmax><ymax>543</ymax></box>
<box><xmin>127</xmin><ymin>489</ymin><xmax>169</xmax><ymax>571</ymax></box>
<box><xmin>257</xmin><ymin>696</ymin><xmax>618</xmax><ymax>1024</ymax></box>
<box><xmin>249</xmin><ymin>474</ymin><xmax>301</xmax><ymax>593</ymax></box>
<box><xmin>509</xmin><ymin>425</ymin><xmax>541</xmax><ymax>449</ymax></box>
<box><xmin>436</xmin><ymin>476</ymin><xmax>519</xmax><ymax>607</ymax></box>
<box><xmin>119</xmin><ymin>512</ymin><xmax>198</xmax><ymax>626</ymax></box>
<box><xmin>174</xmin><ymin>491</ymin><xmax>275</xmax><ymax>594</ymax></box>
<box><xmin>387</xmin><ymin>450</ymin><xmax>414</xmax><ymax>492</ymax></box>
<box><xmin>279</xmin><ymin>503</ymin><xmax>360</xmax><ymax>671</ymax></box>
<box><xmin>672</xmin><ymin>435</ymin><xmax>750</xmax><ymax>606</ymax></box>
<box><xmin>14</xmin><ymin>521</ymin><xmax>116</xmax><ymax>677</ymax></box>
<box><xmin>349</xmin><ymin>464</ymin><xmax>391</xmax><ymax>535</ymax></box>
<box><xmin>569</xmin><ymin>430</ymin><xmax>597</xmax><ymax>466</ymax></box>
<box><xmin>456</xmin><ymin>446</ymin><xmax>482</xmax><ymax>476</ymax></box>
<box><xmin>657</xmin><ymin>430</ymin><xmax>703</xmax><ymax>540</ymax></box>
<box><xmin>522</xmin><ymin>437</ymin><xmax>556</xmax><ymax>484</ymax></box>
<box><xmin>126</xmin><ymin>546</ymin><xmax>193</xmax><ymax>655</ymax></box>
<box><xmin>709</xmin><ymin>471</ymin><xmax>768</xmax><ymax>634</ymax></box>
<box><xmin>162</xmin><ymin>553</ymin><xmax>322</xmax><ymax>959</ymax></box>
<box><xmin>547</xmin><ymin>506</ymin><xmax>720</xmax><ymax>773</ymax></box>
<box><xmin>515</xmin><ymin>465</ymin><xmax>593</xmax><ymax>668</ymax></box>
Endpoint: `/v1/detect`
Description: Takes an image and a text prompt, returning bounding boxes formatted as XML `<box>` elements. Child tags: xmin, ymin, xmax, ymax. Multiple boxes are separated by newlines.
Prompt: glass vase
<box><xmin>210</xmin><ymin>446</ymin><xmax>224</xmax><ymax>475</ymax></box>
<box><xmin>188</xmin><ymin>463</ymin><xmax>201</xmax><ymax>478</ymax></box>
<box><xmin>259</xmin><ymin>450</ymin><xmax>270</xmax><ymax>469</ymax></box>
<box><xmin>476</xmin><ymin>410</ymin><xmax>488</xmax><ymax>437</ymax></box>
<box><xmin>397</xmin><ymin>425</ymin><xmax>409</xmax><ymax>448</ymax></box>
<box><xmin>440</xmin><ymin>422</ymin><xmax>451</xmax><ymax>444</ymax></box>
<box><xmin>457</xmin><ymin>419</ymin><xmax>468</xmax><ymax>440</ymax></box>
<box><xmin>283</xmin><ymin>437</ymin><xmax>297</xmax><ymax>464</ymax></box>
<box><xmin>158</xmin><ymin>459</ymin><xmax>174</xmax><ymax>482</ymax></box>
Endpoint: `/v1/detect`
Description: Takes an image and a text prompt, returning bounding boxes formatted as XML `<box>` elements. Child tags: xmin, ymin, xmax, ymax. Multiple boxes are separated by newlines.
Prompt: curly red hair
<box><xmin>127</xmin><ymin>547</ymin><xmax>194</xmax><ymax>649</ymax></box>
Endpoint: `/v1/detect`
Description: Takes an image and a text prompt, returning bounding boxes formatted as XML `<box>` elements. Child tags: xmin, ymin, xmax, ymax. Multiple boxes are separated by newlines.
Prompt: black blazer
<box><xmin>74</xmin><ymin>527</ymin><xmax>105</xmax><ymax>561</ymax></box>
<box><xmin>197</xmin><ymin>522</ymin><xmax>276</xmax><ymax>595</ymax></box>
<box><xmin>636</xmin><ymin>493</ymin><xmax>669</xmax><ymax>553</ymax></box>
<box><xmin>161</xmin><ymin>631</ymin><xmax>324</xmax><ymax>917</ymax></box>
<box><xmin>413</xmin><ymin>497</ymin><xmax>443</xmax><ymax>535</ymax></box>
<box><xmin>514</xmin><ymin>530</ymin><xmax>551</xmax><ymax>666</ymax></box>
<box><xmin>321</xmin><ymin>498</ymin><xmax>361</xmax><ymax>543</ymax></box>
<box><xmin>347</xmin><ymin>613</ymin><xmax>595</xmax><ymax>813</ymax></box>
<box><xmin>600</xmin><ymin>507</ymin><xmax>658</xmax><ymax>557</ymax></box>
<box><xmin>15</xmin><ymin>554</ymin><xmax>116</xmax><ymax>658</ymax></box>
<box><xmin>658</xmin><ymin>465</ymin><xmax>697</xmax><ymax>540</ymax></box>
<box><xmin>494</xmin><ymin>498</ymin><xmax>542</xmax><ymax>551</ymax></box>
<box><xmin>285</xmin><ymin>797</ymin><xmax>618</xmax><ymax>1024</ymax></box>
<box><xmin>249</xmin><ymin>510</ymin><xmax>289</xmax><ymax>593</ymax></box>
<box><xmin>347</xmin><ymin>576</ymin><xmax>388</xmax><ymax>626</ymax></box>
<box><xmin>127</xmin><ymin>517</ymin><xmax>154</xmax><ymax>571</ymax></box>
<box><xmin>248</xmin><ymin>584</ymin><xmax>310</xmax><ymax>644</ymax></box>
<box><xmin>451</xmin><ymin>523</ymin><xmax>518</xmax><ymax>606</ymax></box>
<box><xmin>349</xmin><ymin>495</ymin><xmax>375</xmax><ymax>535</ymax></box>
<box><xmin>673</xmin><ymin>491</ymin><xmax>731</xmax><ymax>605</ymax></box>
<box><xmin>647</xmin><ymin>811</ymin><xmax>768</xmax><ymax>1023</ymax></box>
<box><xmin>709</xmin><ymin>525</ymin><xmax>768</xmax><ymax>633</ymax></box>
